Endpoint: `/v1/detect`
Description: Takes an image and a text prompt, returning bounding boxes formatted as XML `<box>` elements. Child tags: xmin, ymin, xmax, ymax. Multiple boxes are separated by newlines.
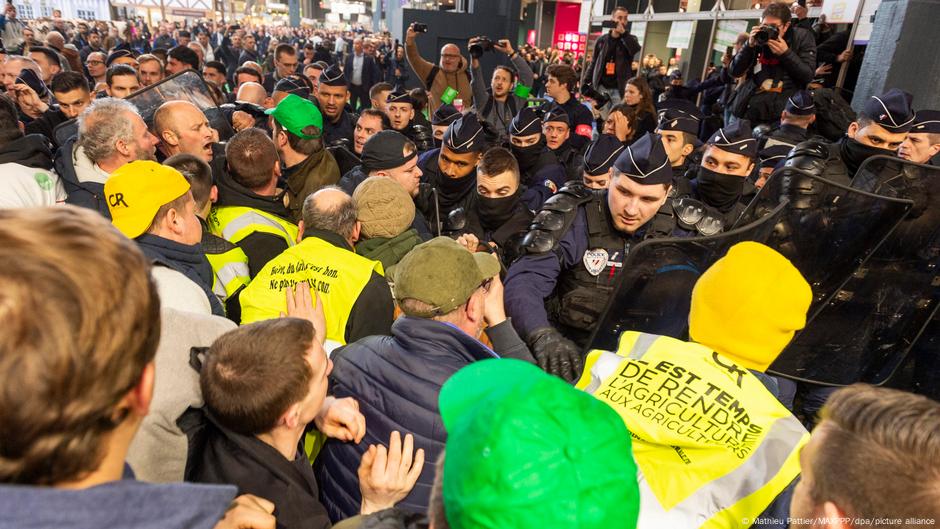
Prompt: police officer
<box><xmin>416</xmin><ymin>114</ymin><xmax>487</xmax><ymax>233</ymax></box>
<box><xmin>430</xmin><ymin>103</ymin><xmax>461</xmax><ymax>148</ymax></box>
<box><xmin>787</xmin><ymin>88</ymin><xmax>915</xmax><ymax>185</ymax></box>
<box><xmin>755</xmin><ymin>144</ymin><xmax>791</xmax><ymax>190</ymax></box>
<box><xmin>540</xmin><ymin>64</ymin><xmax>595</xmax><ymax>151</ymax></box>
<box><xmin>386</xmin><ymin>87</ymin><xmax>433</xmax><ymax>152</ymax></box>
<box><xmin>580</xmin><ymin>134</ymin><xmax>625</xmax><ymax>189</ymax></box>
<box><xmin>756</xmin><ymin>89</ymin><xmax>815</xmax><ymax>150</ymax></box>
<box><xmin>504</xmin><ymin>132</ymin><xmax>677</xmax><ymax>381</ymax></box>
<box><xmin>542</xmin><ymin>107</ymin><xmax>584</xmax><ymax>184</ymax></box>
<box><xmin>656</xmin><ymin>106</ymin><xmax>703</xmax><ymax>186</ymax></box>
<box><xmin>898</xmin><ymin>110</ymin><xmax>940</xmax><ymax>165</ymax></box>
<box><xmin>454</xmin><ymin>146</ymin><xmax>534</xmax><ymax>266</ymax></box>
<box><xmin>316</xmin><ymin>64</ymin><xmax>358</xmax><ymax>147</ymax></box>
<box><xmin>676</xmin><ymin>120</ymin><xmax>758</xmax><ymax>235</ymax></box>
<box><xmin>509</xmin><ymin>106</ymin><xmax>568</xmax><ymax>210</ymax></box>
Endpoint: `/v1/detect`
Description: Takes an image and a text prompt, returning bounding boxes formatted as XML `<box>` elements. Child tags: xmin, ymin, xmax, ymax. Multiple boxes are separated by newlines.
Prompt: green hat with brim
<box><xmin>439</xmin><ymin>358</ymin><xmax>640</xmax><ymax>529</ymax></box>
<box><xmin>265</xmin><ymin>93</ymin><xmax>323</xmax><ymax>139</ymax></box>
<box><xmin>392</xmin><ymin>236</ymin><xmax>500</xmax><ymax>317</ymax></box>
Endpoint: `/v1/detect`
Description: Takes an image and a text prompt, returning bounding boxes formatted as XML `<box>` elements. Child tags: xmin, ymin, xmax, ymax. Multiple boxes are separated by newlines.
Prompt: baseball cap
<box><xmin>439</xmin><ymin>358</ymin><xmax>640</xmax><ymax>529</ymax></box>
<box><xmin>105</xmin><ymin>160</ymin><xmax>192</xmax><ymax>239</ymax></box>
<box><xmin>392</xmin><ymin>237</ymin><xmax>500</xmax><ymax>317</ymax></box>
<box><xmin>265</xmin><ymin>93</ymin><xmax>323</xmax><ymax>139</ymax></box>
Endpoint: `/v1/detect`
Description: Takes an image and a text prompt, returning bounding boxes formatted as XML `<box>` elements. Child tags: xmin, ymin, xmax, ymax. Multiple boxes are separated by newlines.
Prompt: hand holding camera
<box><xmin>749</xmin><ymin>24</ymin><xmax>788</xmax><ymax>55</ymax></box>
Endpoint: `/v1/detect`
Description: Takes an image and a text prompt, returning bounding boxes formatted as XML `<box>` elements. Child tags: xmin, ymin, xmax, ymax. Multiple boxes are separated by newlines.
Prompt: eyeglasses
<box><xmin>441</xmin><ymin>53</ymin><xmax>462</xmax><ymax>60</ymax></box>
<box><xmin>86</xmin><ymin>60</ymin><xmax>104</xmax><ymax>66</ymax></box>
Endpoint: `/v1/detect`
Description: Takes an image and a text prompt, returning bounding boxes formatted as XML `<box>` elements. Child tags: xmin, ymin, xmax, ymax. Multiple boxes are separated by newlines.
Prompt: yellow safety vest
<box><xmin>239</xmin><ymin>235</ymin><xmax>384</xmax><ymax>345</ymax></box>
<box><xmin>577</xmin><ymin>331</ymin><xmax>808</xmax><ymax>529</ymax></box>
<box><xmin>207</xmin><ymin>205</ymin><xmax>298</xmax><ymax>250</ymax></box>
<box><xmin>206</xmin><ymin>245</ymin><xmax>251</xmax><ymax>300</ymax></box>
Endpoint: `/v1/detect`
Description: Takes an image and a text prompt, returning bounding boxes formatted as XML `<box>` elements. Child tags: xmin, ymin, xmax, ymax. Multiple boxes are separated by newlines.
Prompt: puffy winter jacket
<box><xmin>315</xmin><ymin>316</ymin><xmax>532</xmax><ymax>521</ymax></box>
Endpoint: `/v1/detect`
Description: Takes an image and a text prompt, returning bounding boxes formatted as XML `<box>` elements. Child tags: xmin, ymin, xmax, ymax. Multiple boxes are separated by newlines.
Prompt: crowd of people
<box><xmin>1</xmin><ymin>2</ymin><xmax>940</xmax><ymax>529</ymax></box>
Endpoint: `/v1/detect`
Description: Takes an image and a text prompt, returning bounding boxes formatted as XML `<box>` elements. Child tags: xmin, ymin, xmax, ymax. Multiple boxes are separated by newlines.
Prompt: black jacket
<box><xmin>54</xmin><ymin>136</ymin><xmax>110</xmax><ymax>218</ymax></box>
<box><xmin>0</xmin><ymin>133</ymin><xmax>54</xmax><ymax>169</ymax></box>
<box><xmin>315</xmin><ymin>316</ymin><xmax>533</xmax><ymax>521</ymax></box>
<box><xmin>730</xmin><ymin>26</ymin><xmax>817</xmax><ymax>91</ymax></box>
<box><xmin>587</xmin><ymin>31</ymin><xmax>641</xmax><ymax>97</ymax></box>
<box><xmin>25</xmin><ymin>108</ymin><xmax>69</xmax><ymax>149</ymax></box>
<box><xmin>136</xmin><ymin>234</ymin><xmax>225</xmax><ymax>317</ymax></box>
<box><xmin>214</xmin><ymin>168</ymin><xmax>295</xmax><ymax>278</ymax></box>
<box><xmin>184</xmin><ymin>409</ymin><xmax>331</xmax><ymax>529</ymax></box>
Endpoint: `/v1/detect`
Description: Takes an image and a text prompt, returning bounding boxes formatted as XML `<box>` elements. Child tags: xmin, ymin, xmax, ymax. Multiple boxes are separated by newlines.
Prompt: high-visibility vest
<box><xmin>207</xmin><ymin>205</ymin><xmax>298</xmax><ymax>250</ymax></box>
<box><xmin>239</xmin><ymin>235</ymin><xmax>384</xmax><ymax>345</ymax></box>
<box><xmin>577</xmin><ymin>331</ymin><xmax>808</xmax><ymax>529</ymax></box>
<box><xmin>205</xmin><ymin>245</ymin><xmax>251</xmax><ymax>300</ymax></box>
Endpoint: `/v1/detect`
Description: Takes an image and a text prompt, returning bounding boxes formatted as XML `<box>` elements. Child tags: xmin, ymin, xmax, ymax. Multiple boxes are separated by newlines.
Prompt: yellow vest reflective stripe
<box><xmin>577</xmin><ymin>331</ymin><xmax>808</xmax><ymax>529</ymax></box>
<box><xmin>239</xmin><ymin>236</ymin><xmax>384</xmax><ymax>345</ymax></box>
<box><xmin>208</xmin><ymin>206</ymin><xmax>298</xmax><ymax>249</ymax></box>
<box><xmin>206</xmin><ymin>246</ymin><xmax>251</xmax><ymax>299</ymax></box>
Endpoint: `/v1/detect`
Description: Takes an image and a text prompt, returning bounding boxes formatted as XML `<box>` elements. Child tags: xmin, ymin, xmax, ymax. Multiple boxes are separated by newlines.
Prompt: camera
<box><xmin>412</xmin><ymin>23</ymin><xmax>428</xmax><ymax>33</ymax></box>
<box><xmin>468</xmin><ymin>37</ymin><xmax>493</xmax><ymax>59</ymax></box>
<box><xmin>580</xmin><ymin>83</ymin><xmax>611</xmax><ymax>108</ymax></box>
<box><xmin>755</xmin><ymin>24</ymin><xmax>780</xmax><ymax>46</ymax></box>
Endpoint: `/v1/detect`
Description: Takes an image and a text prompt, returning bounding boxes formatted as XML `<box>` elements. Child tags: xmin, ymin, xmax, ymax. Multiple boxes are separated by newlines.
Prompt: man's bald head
<box><xmin>88</xmin><ymin>51</ymin><xmax>106</xmax><ymax>63</ymax></box>
<box><xmin>44</xmin><ymin>31</ymin><xmax>65</xmax><ymax>50</ymax></box>
<box><xmin>242</xmin><ymin>61</ymin><xmax>263</xmax><ymax>74</ymax></box>
<box><xmin>439</xmin><ymin>44</ymin><xmax>462</xmax><ymax>74</ymax></box>
<box><xmin>302</xmin><ymin>186</ymin><xmax>360</xmax><ymax>244</ymax></box>
<box><xmin>153</xmin><ymin>100</ymin><xmax>215</xmax><ymax>161</ymax></box>
<box><xmin>236</xmin><ymin>81</ymin><xmax>267</xmax><ymax>106</ymax></box>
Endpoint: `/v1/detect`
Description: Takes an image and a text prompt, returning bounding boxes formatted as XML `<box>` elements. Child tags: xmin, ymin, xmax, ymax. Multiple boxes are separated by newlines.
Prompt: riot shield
<box><xmin>126</xmin><ymin>70</ymin><xmax>236</xmax><ymax>141</ymax></box>
<box><xmin>738</xmin><ymin>164</ymin><xmax>914</xmax><ymax>319</ymax></box>
<box><xmin>586</xmin><ymin>202</ymin><xmax>787</xmax><ymax>352</ymax></box>
<box><xmin>769</xmin><ymin>157</ymin><xmax>940</xmax><ymax>386</ymax></box>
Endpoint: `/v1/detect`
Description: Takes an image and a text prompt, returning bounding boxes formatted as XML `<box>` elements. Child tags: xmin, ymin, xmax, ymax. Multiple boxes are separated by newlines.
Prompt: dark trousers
<box><xmin>349</xmin><ymin>83</ymin><xmax>370</xmax><ymax>110</ymax></box>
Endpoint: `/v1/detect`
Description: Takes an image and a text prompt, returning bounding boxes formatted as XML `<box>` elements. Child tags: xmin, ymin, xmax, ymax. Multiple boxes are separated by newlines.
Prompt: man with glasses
<box><xmin>315</xmin><ymin>235</ymin><xmax>533</xmax><ymax>520</ymax></box>
<box><xmin>404</xmin><ymin>23</ymin><xmax>473</xmax><ymax>114</ymax></box>
<box><xmin>85</xmin><ymin>51</ymin><xmax>107</xmax><ymax>87</ymax></box>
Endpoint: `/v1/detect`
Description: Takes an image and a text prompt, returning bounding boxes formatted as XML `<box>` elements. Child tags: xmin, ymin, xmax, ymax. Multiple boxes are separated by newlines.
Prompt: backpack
<box><xmin>811</xmin><ymin>87</ymin><xmax>857</xmax><ymax>141</ymax></box>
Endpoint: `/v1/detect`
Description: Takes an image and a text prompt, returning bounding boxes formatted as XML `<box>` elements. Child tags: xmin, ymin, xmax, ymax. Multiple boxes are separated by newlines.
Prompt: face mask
<box><xmin>477</xmin><ymin>187</ymin><xmax>521</xmax><ymax>231</ymax></box>
<box><xmin>840</xmin><ymin>136</ymin><xmax>897</xmax><ymax>177</ymax></box>
<box><xmin>696</xmin><ymin>165</ymin><xmax>744</xmax><ymax>212</ymax></box>
<box><xmin>436</xmin><ymin>170</ymin><xmax>476</xmax><ymax>207</ymax></box>
<box><xmin>511</xmin><ymin>140</ymin><xmax>544</xmax><ymax>172</ymax></box>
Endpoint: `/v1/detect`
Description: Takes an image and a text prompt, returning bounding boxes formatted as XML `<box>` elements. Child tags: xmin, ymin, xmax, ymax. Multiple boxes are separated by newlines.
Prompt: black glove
<box><xmin>527</xmin><ymin>327</ymin><xmax>584</xmax><ymax>383</ymax></box>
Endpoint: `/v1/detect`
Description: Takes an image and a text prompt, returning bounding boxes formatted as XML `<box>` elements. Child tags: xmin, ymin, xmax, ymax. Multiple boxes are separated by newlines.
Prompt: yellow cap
<box><xmin>689</xmin><ymin>242</ymin><xmax>812</xmax><ymax>372</ymax></box>
<box><xmin>105</xmin><ymin>160</ymin><xmax>191</xmax><ymax>239</ymax></box>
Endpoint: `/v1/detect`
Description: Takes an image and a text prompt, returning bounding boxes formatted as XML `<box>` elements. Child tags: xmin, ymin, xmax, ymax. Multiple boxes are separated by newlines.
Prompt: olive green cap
<box><xmin>392</xmin><ymin>236</ymin><xmax>500</xmax><ymax>317</ymax></box>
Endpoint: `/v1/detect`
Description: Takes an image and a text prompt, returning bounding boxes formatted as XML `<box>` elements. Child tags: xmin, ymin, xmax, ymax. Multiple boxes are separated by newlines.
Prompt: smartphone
<box><xmin>412</xmin><ymin>23</ymin><xmax>428</xmax><ymax>33</ymax></box>
<box><xmin>726</xmin><ymin>46</ymin><xmax>734</xmax><ymax>56</ymax></box>
<box><xmin>601</xmin><ymin>20</ymin><xmax>618</xmax><ymax>29</ymax></box>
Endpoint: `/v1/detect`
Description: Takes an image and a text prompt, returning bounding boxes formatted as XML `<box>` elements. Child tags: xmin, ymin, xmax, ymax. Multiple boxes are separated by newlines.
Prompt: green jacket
<box><xmin>355</xmin><ymin>229</ymin><xmax>422</xmax><ymax>271</ymax></box>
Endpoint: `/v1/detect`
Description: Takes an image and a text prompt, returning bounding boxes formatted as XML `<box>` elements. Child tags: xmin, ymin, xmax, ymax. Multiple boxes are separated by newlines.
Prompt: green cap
<box><xmin>265</xmin><ymin>93</ymin><xmax>323</xmax><ymax>139</ymax></box>
<box><xmin>439</xmin><ymin>359</ymin><xmax>640</xmax><ymax>529</ymax></box>
<box><xmin>392</xmin><ymin>236</ymin><xmax>500</xmax><ymax>317</ymax></box>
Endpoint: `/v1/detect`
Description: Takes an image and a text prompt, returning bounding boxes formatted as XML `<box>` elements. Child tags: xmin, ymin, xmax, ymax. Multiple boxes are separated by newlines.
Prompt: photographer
<box><xmin>729</xmin><ymin>2</ymin><xmax>816</xmax><ymax>126</ymax></box>
<box><xmin>405</xmin><ymin>22</ymin><xmax>473</xmax><ymax>114</ymax></box>
<box><xmin>468</xmin><ymin>37</ymin><xmax>534</xmax><ymax>140</ymax></box>
<box><xmin>585</xmin><ymin>6</ymin><xmax>640</xmax><ymax>119</ymax></box>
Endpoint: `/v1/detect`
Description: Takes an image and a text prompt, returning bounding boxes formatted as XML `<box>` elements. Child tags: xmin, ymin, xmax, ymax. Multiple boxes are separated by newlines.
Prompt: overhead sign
<box><xmin>713</xmin><ymin>19</ymin><xmax>749</xmax><ymax>52</ymax></box>
<box><xmin>820</xmin><ymin>0</ymin><xmax>863</xmax><ymax>23</ymax></box>
<box><xmin>631</xmin><ymin>21</ymin><xmax>648</xmax><ymax>48</ymax></box>
<box><xmin>666</xmin><ymin>20</ymin><xmax>694</xmax><ymax>50</ymax></box>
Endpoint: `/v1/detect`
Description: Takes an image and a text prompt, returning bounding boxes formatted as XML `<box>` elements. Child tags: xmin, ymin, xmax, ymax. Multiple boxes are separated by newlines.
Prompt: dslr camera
<box><xmin>755</xmin><ymin>24</ymin><xmax>780</xmax><ymax>46</ymax></box>
<box><xmin>580</xmin><ymin>83</ymin><xmax>611</xmax><ymax>108</ymax></box>
<box><xmin>469</xmin><ymin>37</ymin><xmax>494</xmax><ymax>59</ymax></box>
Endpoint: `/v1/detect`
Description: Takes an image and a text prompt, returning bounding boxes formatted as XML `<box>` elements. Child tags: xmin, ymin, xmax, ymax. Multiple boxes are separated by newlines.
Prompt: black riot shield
<box><xmin>126</xmin><ymin>70</ymin><xmax>236</xmax><ymax>141</ymax></box>
<box><xmin>738</xmin><ymin>164</ymin><xmax>914</xmax><ymax>318</ymax></box>
<box><xmin>769</xmin><ymin>157</ymin><xmax>940</xmax><ymax>386</ymax></box>
<box><xmin>586</xmin><ymin>202</ymin><xmax>787</xmax><ymax>352</ymax></box>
